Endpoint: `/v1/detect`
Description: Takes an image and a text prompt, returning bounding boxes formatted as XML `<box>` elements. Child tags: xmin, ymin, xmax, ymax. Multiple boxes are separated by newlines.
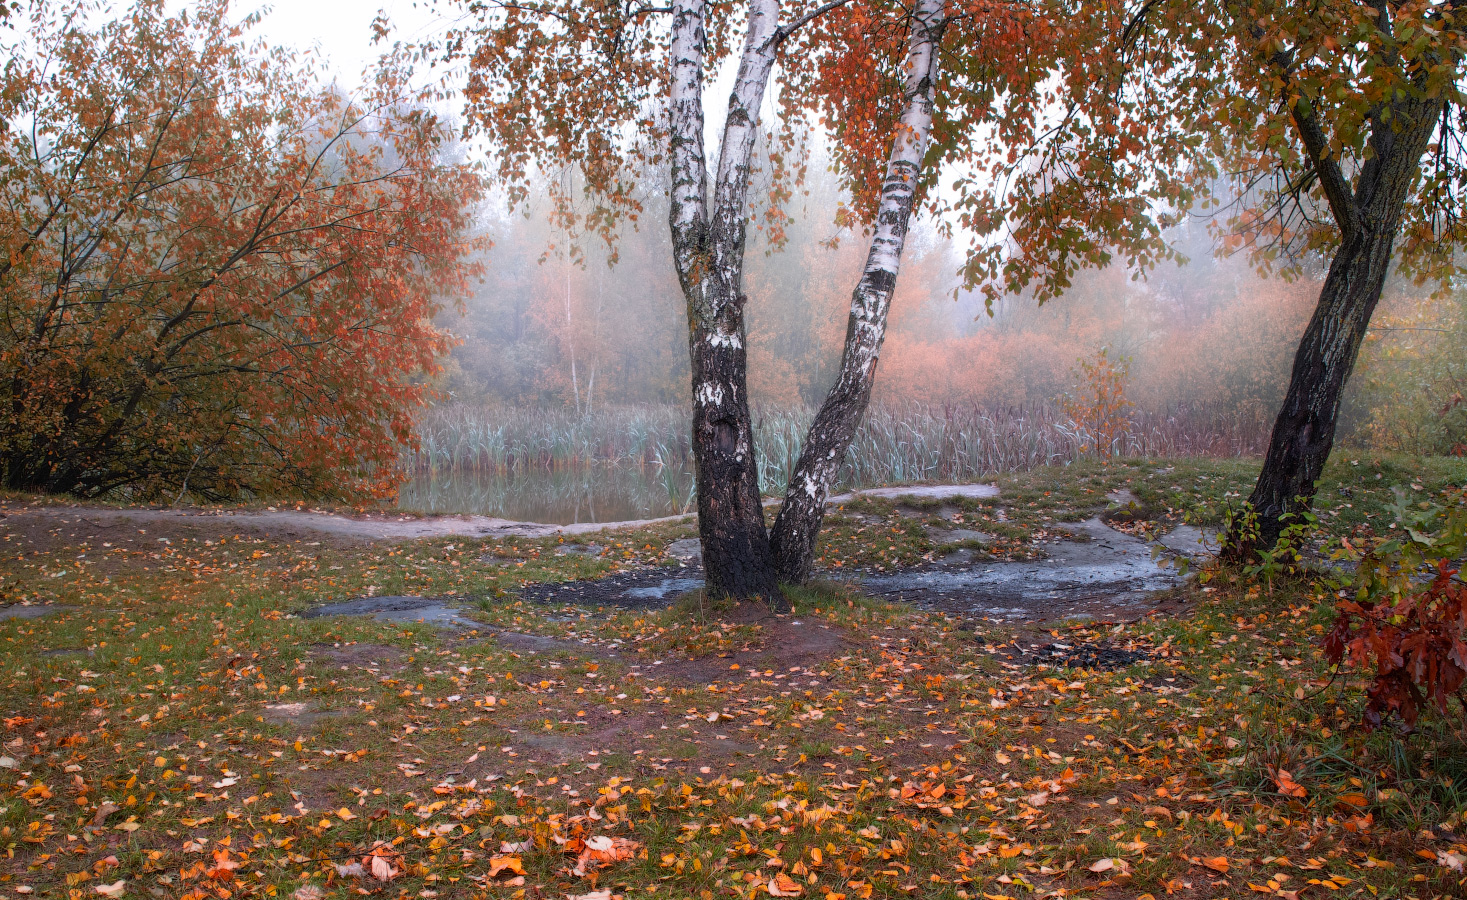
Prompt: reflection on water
<box><xmin>397</xmin><ymin>466</ymin><xmax>697</xmax><ymax>525</ymax></box>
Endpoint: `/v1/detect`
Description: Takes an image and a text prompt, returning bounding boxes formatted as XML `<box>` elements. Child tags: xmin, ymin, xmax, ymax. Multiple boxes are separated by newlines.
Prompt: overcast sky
<box><xmin>245</xmin><ymin>1</ymin><xmax>454</xmax><ymax>84</ymax></box>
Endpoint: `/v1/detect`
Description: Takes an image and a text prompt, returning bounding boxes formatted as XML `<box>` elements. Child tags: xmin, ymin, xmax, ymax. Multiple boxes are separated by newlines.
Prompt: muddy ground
<box><xmin>1</xmin><ymin>482</ymin><xmax>1212</xmax><ymax>627</ymax></box>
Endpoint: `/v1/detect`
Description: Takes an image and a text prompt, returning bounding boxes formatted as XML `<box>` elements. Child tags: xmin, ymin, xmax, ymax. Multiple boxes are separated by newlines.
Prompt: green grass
<box><xmin>0</xmin><ymin>455</ymin><xmax>1464</xmax><ymax>899</ymax></box>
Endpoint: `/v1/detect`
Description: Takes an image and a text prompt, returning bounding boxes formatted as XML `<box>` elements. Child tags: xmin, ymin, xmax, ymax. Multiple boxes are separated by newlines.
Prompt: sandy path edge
<box><xmin>0</xmin><ymin>483</ymin><xmax>999</xmax><ymax>542</ymax></box>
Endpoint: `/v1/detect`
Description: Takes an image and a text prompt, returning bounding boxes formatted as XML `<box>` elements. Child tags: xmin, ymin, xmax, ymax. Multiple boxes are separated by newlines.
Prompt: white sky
<box><xmin>244</xmin><ymin>1</ymin><xmax>452</xmax><ymax>85</ymax></box>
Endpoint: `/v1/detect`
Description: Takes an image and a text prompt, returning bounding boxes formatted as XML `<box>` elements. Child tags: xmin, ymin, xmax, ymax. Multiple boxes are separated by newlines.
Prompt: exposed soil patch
<box><xmin>0</xmin><ymin>603</ymin><xmax>75</xmax><ymax>620</ymax></box>
<box><xmin>308</xmin><ymin>642</ymin><xmax>408</xmax><ymax>671</ymax></box>
<box><xmin>640</xmin><ymin>613</ymin><xmax>852</xmax><ymax>687</ymax></box>
<box><xmin>300</xmin><ymin>595</ymin><xmax>487</xmax><ymax>630</ymax></box>
<box><xmin>488</xmin><ymin>628</ymin><xmax>596</xmax><ymax>656</ymax></box>
<box><xmin>993</xmin><ymin>639</ymin><xmax>1155</xmax><ymax>672</ymax></box>
<box><xmin>261</xmin><ymin>701</ymin><xmax>345</xmax><ymax>728</ymax></box>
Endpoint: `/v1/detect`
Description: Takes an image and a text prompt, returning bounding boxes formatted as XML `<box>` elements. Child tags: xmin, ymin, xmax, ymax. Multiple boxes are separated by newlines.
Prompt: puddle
<box><xmin>624</xmin><ymin>578</ymin><xmax>705</xmax><ymax>601</ymax></box>
<box><xmin>555</xmin><ymin>543</ymin><xmax>605</xmax><ymax>557</ymax></box>
<box><xmin>1156</xmin><ymin>524</ymin><xmax>1216</xmax><ymax>558</ymax></box>
<box><xmin>927</xmin><ymin>528</ymin><xmax>993</xmax><ymax>546</ymax></box>
<box><xmin>301</xmin><ymin>596</ymin><xmax>485</xmax><ymax>630</ymax></box>
<box><xmin>1106</xmin><ymin>488</ymin><xmax>1140</xmax><ymax>506</ymax></box>
<box><xmin>515</xmin><ymin>517</ymin><xmax>1207</xmax><ymax>623</ymax></box>
<box><xmin>518</xmin><ymin>569</ymin><xmax>708</xmax><ymax>609</ymax></box>
<box><xmin>995</xmin><ymin>639</ymin><xmax>1154</xmax><ymax>671</ymax></box>
<box><xmin>862</xmin><ymin>518</ymin><xmax>1197</xmax><ymax>622</ymax></box>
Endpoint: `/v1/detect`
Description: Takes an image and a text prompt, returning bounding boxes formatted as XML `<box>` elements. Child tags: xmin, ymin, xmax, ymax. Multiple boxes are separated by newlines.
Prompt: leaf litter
<box><xmin>0</xmin><ymin>456</ymin><xmax>1465</xmax><ymax>899</ymax></box>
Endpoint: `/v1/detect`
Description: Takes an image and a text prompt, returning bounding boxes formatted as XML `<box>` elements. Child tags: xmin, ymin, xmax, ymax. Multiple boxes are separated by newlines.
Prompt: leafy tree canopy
<box><xmin>0</xmin><ymin>0</ymin><xmax>486</xmax><ymax>501</ymax></box>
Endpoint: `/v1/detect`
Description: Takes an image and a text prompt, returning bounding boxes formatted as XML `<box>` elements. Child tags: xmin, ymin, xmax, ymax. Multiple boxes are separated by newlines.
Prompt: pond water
<box><xmin>397</xmin><ymin>467</ymin><xmax>697</xmax><ymax>525</ymax></box>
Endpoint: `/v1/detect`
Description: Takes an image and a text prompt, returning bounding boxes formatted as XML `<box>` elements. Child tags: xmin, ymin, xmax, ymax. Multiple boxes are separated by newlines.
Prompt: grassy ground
<box><xmin>0</xmin><ymin>454</ymin><xmax>1464</xmax><ymax>900</ymax></box>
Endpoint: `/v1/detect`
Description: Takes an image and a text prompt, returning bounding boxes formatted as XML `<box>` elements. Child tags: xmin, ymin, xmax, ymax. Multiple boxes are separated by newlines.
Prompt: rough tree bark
<box><xmin>770</xmin><ymin>0</ymin><xmax>947</xmax><ymax>584</ymax></box>
<box><xmin>1230</xmin><ymin>81</ymin><xmax>1445</xmax><ymax>556</ymax></box>
<box><xmin>669</xmin><ymin>0</ymin><xmax>782</xmax><ymax>600</ymax></box>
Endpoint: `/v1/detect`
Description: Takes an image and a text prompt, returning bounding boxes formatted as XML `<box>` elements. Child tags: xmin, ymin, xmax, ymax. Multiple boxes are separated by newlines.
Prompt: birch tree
<box><xmin>448</xmin><ymin>0</ymin><xmax>1033</xmax><ymax>599</ymax></box>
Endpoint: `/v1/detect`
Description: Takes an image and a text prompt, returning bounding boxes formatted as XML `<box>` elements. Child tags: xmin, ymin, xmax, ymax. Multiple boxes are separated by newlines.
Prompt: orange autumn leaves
<box><xmin>484</xmin><ymin>814</ymin><xmax>642</xmax><ymax>887</ymax></box>
<box><xmin>0</xmin><ymin>0</ymin><xmax>484</xmax><ymax>502</ymax></box>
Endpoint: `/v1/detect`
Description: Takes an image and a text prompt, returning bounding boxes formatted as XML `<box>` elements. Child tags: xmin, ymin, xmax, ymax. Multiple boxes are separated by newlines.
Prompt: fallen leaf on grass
<box><xmin>1087</xmin><ymin>859</ymin><xmax>1114</xmax><ymax>873</ymax></box>
<box><xmin>90</xmin><ymin>802</ymin><xmax>120</xmax><ymax>827</ymax></box>
<box><xmin>1199</xmin><ymin>856</ymin><xmax>1230</xmax><ymax>874</ymax></box>
<box><xmin>361</xmin><ymin>844</ymin><xmax>404</xmax><ymax>882</ymax></box>
<box><xmin>94</xmin><ymin>882</ymin><xmax>125</xmax><ymax>898</ymax></box>
<box><xmin>207</xmin><ymin>849</ymin><xmax>240</xmax><ymax>881</ymax></box>
<box><xmin>488</xmin><ymin>855</ymin><xmax>525</xmax><ymax>878</ymax></box>
<box><xmin>768</xmin><ymin>873</ymin><xmax>804</xmax><ymax>896</ymax></box>
<box><xmin>567</xmin><ymin>892</ymin><xmax>612</xmax><ymax>900</ymax></box>
<box><xmin>292</xmin><ymin>887</ymin><xmax>324</xmax><ymax>900</ymax></box>
<box><xmin>1271</xmin><ymin>769</ymin><xmax>1307</xmax><ymax>799</ymax></box>
<box><xmin>573</xmin><ymin>835</ymin><xmax>640</xmax><ymax>877</ymax></box>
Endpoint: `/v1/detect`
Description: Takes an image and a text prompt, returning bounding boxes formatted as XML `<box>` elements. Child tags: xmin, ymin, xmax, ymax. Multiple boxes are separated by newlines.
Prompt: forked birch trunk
<box><xmin>669</xmin><ymin>0</ymin><xmax>782</xmax><ymax>600</ymax></box>
<box><xmin>770</xmin><ymin>0</ymin><xmax>947</xmax><ymax>584</ymax></box>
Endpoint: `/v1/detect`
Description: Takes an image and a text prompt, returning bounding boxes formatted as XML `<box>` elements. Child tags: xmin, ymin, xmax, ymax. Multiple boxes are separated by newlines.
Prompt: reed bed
<box><xmin>406</xmin><ymin>401</ymin><xmax>1273</xmax><ymax>497</ymax></box>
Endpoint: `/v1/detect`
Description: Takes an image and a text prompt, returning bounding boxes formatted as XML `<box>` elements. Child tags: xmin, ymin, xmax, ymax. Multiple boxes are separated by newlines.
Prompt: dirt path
<box><xmin>0</xmin><ymin>502</ymin><xmax>688</xmax><ymax>550</ymax></box>
<box><xmin>0</xmin><ymin>483</ymin><xmax>1000</xmax><ymax>547</ymax></box>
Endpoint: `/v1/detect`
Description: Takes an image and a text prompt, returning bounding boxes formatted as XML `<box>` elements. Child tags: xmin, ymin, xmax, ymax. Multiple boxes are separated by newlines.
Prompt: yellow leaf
<box><xmin>488</xmin><ymin>856</ymin><xmax>525</xmax><ymax>878</ymax></box>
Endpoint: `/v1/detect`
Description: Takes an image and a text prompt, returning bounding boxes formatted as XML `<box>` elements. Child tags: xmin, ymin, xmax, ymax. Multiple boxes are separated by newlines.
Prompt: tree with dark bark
<box><xmin>446</xmin><ymin>0</ymin><xmax>1039</xmax><ymax>599</ymax></box>
<box><xmin>966</xmin><ymin>0</ymin><xmax>1467</xmax><ymax>555</ymax></box>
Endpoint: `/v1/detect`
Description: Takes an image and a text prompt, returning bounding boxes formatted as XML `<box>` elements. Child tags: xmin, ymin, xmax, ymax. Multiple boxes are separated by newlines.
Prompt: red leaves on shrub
<box><xmin>1323</xmin><ymin>479</ymin><xmax>1467</xmax><ymax>735</ymax></box>
<box><xmin>1325</xmin><ymin>561</ymin><xmax>1467</xmax><ymax>728</ymax></box>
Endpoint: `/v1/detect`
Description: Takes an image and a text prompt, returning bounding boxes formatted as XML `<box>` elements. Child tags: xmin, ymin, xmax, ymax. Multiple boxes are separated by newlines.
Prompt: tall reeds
<box><xmin>405</xmin><ymin>401</ymin><xmax>1273</xmax><ymax>495</ymax></box>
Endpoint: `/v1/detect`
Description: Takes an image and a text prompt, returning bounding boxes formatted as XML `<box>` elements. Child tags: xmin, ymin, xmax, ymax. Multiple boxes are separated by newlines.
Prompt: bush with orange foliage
<box><xmin>0</xmin><ymin>1</ymin><xmax>483</xmax><ymax>501</ymax></box>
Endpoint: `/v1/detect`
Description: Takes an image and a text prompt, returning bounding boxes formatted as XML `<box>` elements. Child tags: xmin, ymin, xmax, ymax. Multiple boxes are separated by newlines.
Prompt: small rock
<box><xmin>665</xmin><ymin>538</ymin><xmax>702</xmax><ymax>561</ymax></box>
<box><xmin>938</xmin><ymin>549</ymin><xmax>976</xmax><ymax>567</ymax></box>
<box><xmin>928</xmin><ymin>528</ymin><xmax>993</xmax><ymax>546</ymax></box>
<box><xmin>555</xmin><ymin>543</ymin><xmax>603</xmax><ymax>558</ymax></box>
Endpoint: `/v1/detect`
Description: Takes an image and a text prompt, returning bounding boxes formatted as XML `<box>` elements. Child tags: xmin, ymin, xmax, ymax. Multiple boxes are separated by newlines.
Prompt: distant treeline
<box><xmin>439</xmin><ymin>173</ymin><xmax>1466</xmax><ymax>456</ymax></box>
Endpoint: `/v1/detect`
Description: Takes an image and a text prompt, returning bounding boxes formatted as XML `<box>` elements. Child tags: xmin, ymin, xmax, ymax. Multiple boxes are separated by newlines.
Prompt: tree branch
<box><xmin>773</xmin><ymin>0</ymin><xmax>854</xmax><ymax>46</ymax></box>
<box><xmin>1268</xmin><ymin>47</ymin><xmax>1361</xmax><ymax>241</ymax></box>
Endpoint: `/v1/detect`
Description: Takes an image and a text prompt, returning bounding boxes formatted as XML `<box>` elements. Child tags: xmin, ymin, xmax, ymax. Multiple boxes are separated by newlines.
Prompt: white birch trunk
<box><xmin>770</xmin><ymin>0</ymin><xmax>947</xmax><ymax>583</ymax></box>
<box><xmin>669</xmin><ymin>0</ymin><xmax>783</xmax><ymax>599</ymax></box>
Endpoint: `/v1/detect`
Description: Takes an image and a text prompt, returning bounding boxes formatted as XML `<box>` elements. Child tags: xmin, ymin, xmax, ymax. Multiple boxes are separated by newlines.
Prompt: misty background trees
<box><xmin>434</xmin><ymin>166</ymin><xmax>1460</xmax><ymax>459</ymax></box>
<box><xmin>2</xmin><ymin>0</ymin><xmax>1465</xmax><ymax>580</ymax></box>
